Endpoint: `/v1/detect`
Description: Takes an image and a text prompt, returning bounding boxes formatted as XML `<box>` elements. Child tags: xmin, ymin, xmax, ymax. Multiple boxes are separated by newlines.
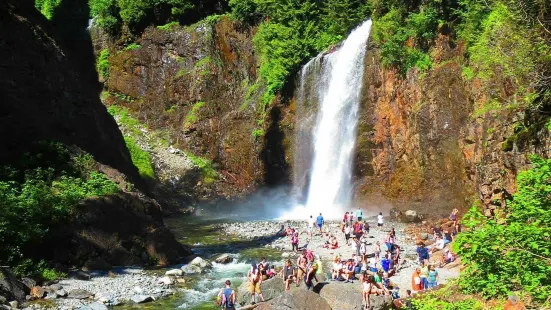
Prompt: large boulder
<box><xmin>181</xmin><ymin>264</ymin><xmax>202</xmax><ymax>274</ymax></box>
<box><xmin>237</xmin><ymin>277</ymin><xmax>284</xmax><ymax>304</ymax></box>
<box><xmin>68</xmin><ymin>289</ymin><xmax>93</xmax><ymax>299</ymax></box>
<box><xmin>189</xmin><ymin>257</ymin><xmax>211</xmax><ymax>269</ymax></box>
<box><xmin>165</xmin><ymin>269</ymin><xmax>183</xmax><ymax>276</ymax></box>
<box><xmin>257</xmin><ymin>289</ymin><xmax>331</xmax><ymax>310</ymax></box>
<box><xmin>400</xmin><ymin>210</ymin><xmax>421</xmax><ymax>223</ymax></box>
<box><xmin>0</xmin><ymin>269</ymin><xmax>29</xmax><ymax>302</ymax></box>
<box><xmin>131</xmin><ymin>295</ymin><xmax>154</xmax><ymax>303</ymax></box>
<box><xmin>215</xmin><ymin>254</ymin><xmax>234</xmax><ymax>264</ymax></box>
<box><xmin>318</xmin><ymin>282</ymin><xmax>362</xmax><ymax>310</ymax></box>
<box><xmin>368</xmin><ymin>295</ymin><xmax>394</xmax><ymax>310</ymax></box>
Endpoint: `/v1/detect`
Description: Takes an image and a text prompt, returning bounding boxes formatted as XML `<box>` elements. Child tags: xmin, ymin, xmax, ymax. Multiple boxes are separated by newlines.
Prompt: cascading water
<box><xmin>284</xmin><ymin>19</ymin><xmax>372</xmax><ymax>219</ymax></box>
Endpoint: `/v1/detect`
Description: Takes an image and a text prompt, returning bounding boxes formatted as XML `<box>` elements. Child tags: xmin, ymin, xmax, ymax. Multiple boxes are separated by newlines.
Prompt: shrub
<box><xmin>35</xmin><ymin>0</ymin><xmax>62</xmax><ymax>20</ymax></box>
<box><xmin>453</xmin><ymin>156</ymin><xmax>551</xmax><ymax>304</ymax></box>
<box><xmin>96</xmin><ymin>49</ymin><xmax>110</xmax><ymax>81</ymax></box>
<box><xmin>0</xmin><ymin>142</ymin><xmax>119</xmax><ymax>270</ymax></box>
<box><xmin>89</xmin><ymin>0</ymin><xmax>193</xmax><ymax>32</ymax></box>
<box><xmin>89</xmin><ymin>0</ymin><xmax>120</xmax><ymax>33</ymax></box>
<box><xmin>229</xmin><ymin>0</ymin><xmax>259</xmax><ymax>23</ymax></box>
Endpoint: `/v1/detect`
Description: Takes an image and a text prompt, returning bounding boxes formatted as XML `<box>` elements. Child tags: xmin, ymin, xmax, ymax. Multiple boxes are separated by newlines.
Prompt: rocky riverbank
<box><xmin>223</xmin><ymin>215</ymin><xmax>461</xmax><ymax>308</ymax></box>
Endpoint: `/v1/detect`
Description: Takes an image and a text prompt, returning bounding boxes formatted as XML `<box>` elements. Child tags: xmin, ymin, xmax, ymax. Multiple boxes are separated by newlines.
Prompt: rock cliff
<box><xmin>93</xmin><ymin>16</ymin><xmax>549</xmax><ymax>215</ymax></box>
<box><xmin>0</xmin><ymin>0</ymin><xmax>191</xmax><ymax>268</ymax></box>
<box><xmin>93</xmin><ymin>17</ymin><xmax>268</xmax><ymax>199</ymax></box>
<box><xmin>0</xmin><ymin>0</ymin><xmax>143</xmax><ymax>189</ymax></box>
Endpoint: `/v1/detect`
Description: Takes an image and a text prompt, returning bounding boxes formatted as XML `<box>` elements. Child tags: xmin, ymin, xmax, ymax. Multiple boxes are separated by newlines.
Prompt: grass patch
<box><xmin>107</xmin><ymin>105</ymin><xmax>142</xmax><ymax>136</ymax></box>
<box><xmin>157</xmin><ymin>21</ymin><xmax>179</xmax><ymax>31</ymax></box>
<box><xmin>184</xmin><ymin>101</ymin><xmax>206</xmax><ymax>129</ymax></box>
<box><xmin>107</xmin><ymin>105</ymin><xmax>155</xmax><ymax>179</ymax></box>
<box><xmin>123</xmin><ymin>136</ymin><xmax>155</xmax><ymax>179</ymax></box>
<box><xmin>185</xmin><ymin>152</ymin><xmax>217</xmax><ymax>184</ymax></box>
<box><xmin>125</xmin><ymin>43</ymin><xmax>141</xmax><ymax>51</ymax></box>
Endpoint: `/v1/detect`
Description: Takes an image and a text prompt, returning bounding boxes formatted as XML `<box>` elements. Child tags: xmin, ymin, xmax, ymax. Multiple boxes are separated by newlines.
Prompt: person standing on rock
<box><xmin>296</xmin><ymin>252</ymin><xmax>307</xmax><ymax>287</ymax></box>
<box><xmin>428</xmin><ymin>265</ymin><xmax>438</xmax><ymax>288</ymax></box>
<box><xmin>356</xmin><ymin>207</ymin><xmax>363</xmax><ymax>222</ymax></box>
<box><xmin>411</xmin><ymin>267</ymin><xmax>423</xmax><ymax>293</ymax></box>
<box><xmin>291</xmin><ymin>232</ymin><xmax>299</xmax><ymax>253</ymax></box>
<box><xmin>307</xmin><ymin>215</ymin><xmax>315</xmax><ymax>239</ymax></box>
<box><xmin>377</xmin><ymin>212</ymin><xmax>384</xmax><ymax>227</ymax></box>
<box><xmin>316</xmin><ymin>213</ymin><xmax>324</xmax><ymax>234</ymax></box>
<box><xmin>344</xmin><ymin>223</ymin><xmax>351</xmax><ymax>245</ymax></box>
<box><xmin>247</xmin><ymin>263</ymin><xmax>264</xmax><ymax>304</ymax></box>
<box><xmin>217</xmin><ymin>280</ymin><xmax>236</xmax><ymax>310</ymax></box>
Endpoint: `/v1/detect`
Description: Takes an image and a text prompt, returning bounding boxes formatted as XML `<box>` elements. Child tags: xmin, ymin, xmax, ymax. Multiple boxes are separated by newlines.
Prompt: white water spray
<box><xmin>283</xmin><ymin>20</ymin><xmax>372</xmax><ymax>219</ymax></box>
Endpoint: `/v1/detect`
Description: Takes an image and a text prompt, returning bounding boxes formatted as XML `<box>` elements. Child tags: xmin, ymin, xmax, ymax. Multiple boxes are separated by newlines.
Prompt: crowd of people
<box><xmin>217</xmin><ymin>208</ymin><xmax>461</xmax><ymax>309</ymax></box>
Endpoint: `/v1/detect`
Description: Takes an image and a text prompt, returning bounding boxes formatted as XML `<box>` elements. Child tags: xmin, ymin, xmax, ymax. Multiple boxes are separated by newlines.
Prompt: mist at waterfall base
<box><xmin>282</xmin><ymin>20</ymin><xmax>373</xmax><ymax>220</ymax></box>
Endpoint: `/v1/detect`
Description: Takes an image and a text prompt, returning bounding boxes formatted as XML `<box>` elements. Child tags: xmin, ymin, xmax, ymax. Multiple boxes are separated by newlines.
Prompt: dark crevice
<box><xmin>261</xmin><ymin>106</ymin><xmax>290</xmax><ymax>186</ymax></box>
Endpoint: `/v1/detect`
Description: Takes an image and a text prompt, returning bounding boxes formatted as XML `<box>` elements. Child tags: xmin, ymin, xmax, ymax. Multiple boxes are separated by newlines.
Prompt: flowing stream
<box><xmin>287</xmin><ymin>20</ymin><xmax>372</xmax><ymax>219</ymax></box>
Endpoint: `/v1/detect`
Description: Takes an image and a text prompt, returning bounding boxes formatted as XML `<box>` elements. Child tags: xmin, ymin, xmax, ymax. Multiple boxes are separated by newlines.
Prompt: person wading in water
<box><xmin>247</xmin><ymin>263</ymin><xmax>265</xmax><ymax>304</ymax></box>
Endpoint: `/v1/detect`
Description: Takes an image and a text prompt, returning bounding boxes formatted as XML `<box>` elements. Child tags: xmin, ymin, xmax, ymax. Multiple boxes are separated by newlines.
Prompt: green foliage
<box><xmin>0</xmin><ymin>142</ymin><xmax>119</xmax><ymax>270</ymax></box>
<box><xmin>89</xmin><ymin>0</ymin><xmax>120</xmax><ymax>32</ymax></box>
<box><xmin>229</xmin><ymin>0</ymin><xmax>258</xmax><ymax>23</ymax></box>
<box><xmin>370</xmin><ymin>4</ymin><xmax>439</xmax><ymax>75</ymax></box>
<box><xmin>467</xmin><ymin>3</ymin><xmax>547</xmax><ymax>83</ymax></box>
<box><xmin>96</xmin><ymin>49</ymin><xmax>110</xmax><ymax>81</ymax></box>
<box><xmin>125</xmin><ymin>43</ymin><xmax>141</xmax><ymax>51</ymax></box>
<box><xmin>35</xmin><ymin>0</ymin><xmax>63</xmax><ymax>20</ymax></box>
<box><xmin>107</xmin><ymin>105</ymin><xmax>155</xmax><ymax>179</ymax></box>
<box><xmin>411</xmin><ymin>289</ymin><xmax>486</xmax><ymax>310</ymax></box>
<box><xmin>89</xmin><ymin>0</ymin><xmax>193</xmax><ymax>32</ymax></box>
<box><xmin>123</xmin><ymin>136</ymin><xmax>155</xmax><ymax>179</ymax></box>
<box><xmin>185</xmin><ymin>152</ymin><xmax>217</xmax><ymax>184</ymax></box>
<box><xmin>157</xmin><ymin>21</ymin><xmax>179</xmax><ymax>31</ymax></box>
<box><xmin>107</xmin><ymin>104</ymin><xmax>142</xmax><ymax>136</ymax></box>
<box><xmin>184</xmin><ymin>101</ymin><xmax>206</xmax><ymax>128</ymax></box>
<box><xmin>252</xmin><ymin>128</ymin><xmax>264</xmax><ymax>138</ymax></box>
<box><xmin>453</xmin><ymin>156</ymin><xmax>551</xmax><ymax>304</ymax></box>
<box><xmin>231</xmin><ymin>0</ymin><xmax>372</xmax><ymax>107</ymax></box>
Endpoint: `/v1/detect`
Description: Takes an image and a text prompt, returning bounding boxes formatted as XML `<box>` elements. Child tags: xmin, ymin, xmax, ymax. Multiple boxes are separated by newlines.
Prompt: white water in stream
<box><xmin>283</xmin><ymin>20</ymin><xmax>372</xmax><ymax>219</ymax></box>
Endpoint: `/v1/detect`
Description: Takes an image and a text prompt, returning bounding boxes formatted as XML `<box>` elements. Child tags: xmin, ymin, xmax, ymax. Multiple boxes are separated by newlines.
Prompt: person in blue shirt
<box><xmin>316</xmin><ymin>213</ymin><xmax>324</xmax><ymax>234</ymax></box>
<box><xmin>217</xmin><ymin>280</ymin><xmax>236</xmax><ymax>309</ymax></box>
<box><xmin>356</xmin><ymin>207</ymin><xmax>363</xmax><ymax>221</ymax></box>
<box><xmin>381</xmin><ymin>256</ymin><xmax>391</xmax><ymax>273</ymax></box>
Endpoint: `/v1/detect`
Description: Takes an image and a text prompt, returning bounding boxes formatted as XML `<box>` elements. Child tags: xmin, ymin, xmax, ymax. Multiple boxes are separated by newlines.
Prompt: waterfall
<box><xmin>285</xmin><ymin>20</ymin><xmax>372</xmax><ymax>219</ymax></box>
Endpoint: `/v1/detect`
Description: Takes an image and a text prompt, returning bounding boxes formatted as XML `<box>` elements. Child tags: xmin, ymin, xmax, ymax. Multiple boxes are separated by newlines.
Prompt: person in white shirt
<box><xmin>307</xmin><ymin>215</ymin><xmax>315</xmax><ymax>238</ymax></box>
<box><xmin>344</xmin><ymin>224</ymin><xmax>351</xmax><ymax>245</ymax></box>
<box><xmin>431</xmin><ymin>236</ymin><xmax>446</xmax><ymax>253</ymax></box>
<box><xmin>377</xmin><ymin>212</ymin><xmax>384</xmax><ymax>227</ymax></box>
<box><xmin>368</xmin><ymin>256</ymin><xmax>377</xmax><ymax>272</ymax></box>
